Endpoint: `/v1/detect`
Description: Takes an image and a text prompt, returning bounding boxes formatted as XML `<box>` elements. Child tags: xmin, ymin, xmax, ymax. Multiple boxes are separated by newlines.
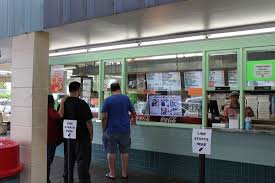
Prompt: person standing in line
<box><xmin>59</xmin><ymin>81</ymin><xmax>93</xmax><ymax>183</ymax></box>
<box><xmin>47</xmin><ymin>95</ymin><xmax>61</xmax><ymax>183</ymax></box>
<box><xmin>102</xmin><ymin>82</ymin><xmax>136</xmax><ymax>180</ymax></box>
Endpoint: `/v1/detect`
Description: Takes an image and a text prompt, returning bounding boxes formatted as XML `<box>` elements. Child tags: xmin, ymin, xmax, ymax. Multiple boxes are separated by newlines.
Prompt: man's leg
<box><xmin>103</xmin><ymin>132</ymin><xmax>117</xmax><ymax>178</ymax></box>
<box><xmin>121</xmin><ymin>153</ymin><xmax>129</xmax><ymax>177</ymax></box>
<box><xmin>77</xmin><ymin>140</ymin><xmax>91</xmax><ymax>183</ymax></box>
<box><xmin>107</xmin><ymin>153</ymin><xmax>116</xmax><ymax>177</ymax></box>
<box><xmin>47</xmin><ymin>144</ymin><xmax>57</xmax><ymax>183</ymax></box>
<box><xmin>119</xmin><ymin>133</ymin><xmax>131</xmax><ymax>177</ymax></box>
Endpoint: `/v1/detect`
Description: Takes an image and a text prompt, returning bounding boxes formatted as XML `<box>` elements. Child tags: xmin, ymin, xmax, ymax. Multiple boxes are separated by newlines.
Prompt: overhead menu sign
<box><xmin>192</xmin><ymin>129</ymin><xmax>212</xmax><ymax>155</ymax></box>
<box><xmin>209</xmin><ymin>70</ymin><xmax>225</xmax><ymax>87</ymax></box>
<box><xmin>184</xmin><ymin>71</ymin><xmax>202</xmax><ymax>89</ymax></box>
<box><xmin>146</xmin><ymin>72</ymin><xmax>181</xmax><ymax>91</ymax></box>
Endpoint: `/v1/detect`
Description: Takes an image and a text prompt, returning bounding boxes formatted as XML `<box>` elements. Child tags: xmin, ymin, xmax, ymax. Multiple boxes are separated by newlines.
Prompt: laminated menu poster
<box><xmin>209</xmin><ymin>70</ymin><xmax>225</xmax><ymax>87</ymax></box>
<box><xmin>228</xmin><ymin>70</ymin><xmax>238</xmax><ymax>87</ymax></box>
<box><xmin>149</xmin><ymin>95</ymin><xmax>182</xmax><ymax>116</ymax></box>
<box><xmin>50</xmin><ymin>65</ymin><xmax>65</xmax><ymax>93</ymax></box>
<box><xmin>128</xmin><ymin>74</ymin><xmax>146</xmax><ymax>90</ymax></box>
<box><xmin>184</xmin><ymin>71</ymin><xmax>202</xmax><ymax>89</ymax></box>
<box><xmin>146</xmin><ymin>72</ymin><xmax>181</xmax><ymax>91</ymax></box>
<box><xmin>82</xmin><ymin>78</ymin><xmax>92</xmax><ymax>102</ymax></box>
<box><xmin>128</xmin><ymin>74</ymin><xmax>137</xmax><ymax>89</ymax></box>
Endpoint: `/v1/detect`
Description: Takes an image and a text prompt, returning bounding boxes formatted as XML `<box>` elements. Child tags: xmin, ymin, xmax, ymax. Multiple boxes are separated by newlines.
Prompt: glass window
<box><xmin>245</xmin><ymin>50</ymin><xmax>275</xmax><ymax>125</ymax></box>
<box><xmin>127</xmin><ymin>53</ymin><xmax>203</xmax><ymax>125</ymax></box>
<box><xmin>208</xmin><ymin>53</ymin><xmax>238</xmax><ymax>88</ymax></box>
<box><xmin>103</xmin><ymin>61</ymin><xmax>122</xmax><ymax>99</ymax></box>
<box><xmin>50</xmin><ymin>61</ymin><xmax>100</xmax><ymax>119</ymax></box>
<box><xmin>246</xmin><ymin>50</ymin><xmax>275</xmax><ymax>87</ymax></box>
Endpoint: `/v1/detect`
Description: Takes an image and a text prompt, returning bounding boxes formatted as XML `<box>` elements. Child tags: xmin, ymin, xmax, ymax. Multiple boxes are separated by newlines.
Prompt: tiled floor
<box><xmin>50</xmin><ymin>156</ymin><xmax>189</xmax><ymax>183</ymax></box>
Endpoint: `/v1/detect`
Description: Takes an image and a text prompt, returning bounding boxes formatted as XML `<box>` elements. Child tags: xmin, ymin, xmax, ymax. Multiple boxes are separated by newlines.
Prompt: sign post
<box><xmin>192</xmin><ymin>128</ymin><xmax>212</xmax><ymax>183</ymax></box>
<box><xmin>63</xmin><ymin>120</ymin><xmax>77</xmax><ymax>183</ymax></box>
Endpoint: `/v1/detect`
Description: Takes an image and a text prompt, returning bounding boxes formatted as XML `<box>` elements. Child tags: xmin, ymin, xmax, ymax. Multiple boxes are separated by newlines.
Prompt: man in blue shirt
<box><xmin>102</xmin><ymin>82</ymin><xmax>136</xmax><ymax>180</ymax></box>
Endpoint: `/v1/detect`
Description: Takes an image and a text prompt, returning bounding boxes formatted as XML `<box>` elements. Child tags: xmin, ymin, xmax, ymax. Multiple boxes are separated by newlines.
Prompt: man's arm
<box><xmin>102</xmin><ymin>112</ymin><xmax>108</xmax><ymax>132</ymax></box>
<box><xmin>86</xmin><ymin>120</ymin><xmax>93</xmax><ymax>140</ymax></box>
<box><xmin>130</xmin><ymin>111</ymin><xmax>137</xmax><ymax>125</ymax></box>
<box><xmin>58</xmin><ymin>96</ymin><xmax>68</xmax><ymax>118</ymax></box>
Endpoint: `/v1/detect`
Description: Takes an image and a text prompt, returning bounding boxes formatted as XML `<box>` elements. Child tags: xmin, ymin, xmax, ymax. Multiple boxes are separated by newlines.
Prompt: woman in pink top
<box><xmin>223</xmin><ymin>92</ymin><xmax>254</xmax><ymax>122</ymax></box>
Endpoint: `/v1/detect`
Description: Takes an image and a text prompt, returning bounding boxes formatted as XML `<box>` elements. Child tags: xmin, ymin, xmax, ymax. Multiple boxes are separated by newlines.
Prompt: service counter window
<box><xmin>207</xmin><ymin>92</ymin><xmax>239</xmax><ymax>129</ymax></box>
<box><xmin>103</xmin><ymin>61</ymin><xmax>122</xmax><ymax>99</ymax></box>
<box><xmin>50</xmin><ymin>62</ymin><xmax>100</xmax><ymax>119</ymax></box>
<box><xmin>206</xmin><ymin>52</ymin><xmax>240</xmax><ymax>129</ymax></box>
<box><xmin>208</xmin><ymin>53</ymin><xmax>238</xmax><ymax>89</ymax></box>
<box><xmin>245</xmin><ymin>50</ymin><xmax>275</xmax><ymax>130</ymax></box>
<box><xmin>127</xmin><ymin>53</ymin><xmax>203</xmax><ymax>125</ymax></box>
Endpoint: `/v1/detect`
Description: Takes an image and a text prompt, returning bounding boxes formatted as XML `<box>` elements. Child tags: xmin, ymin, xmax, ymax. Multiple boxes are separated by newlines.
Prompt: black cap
<box><xmin>230</xmin><ymin>91</ymin><xmax>239</xmax><ymax>97</ymax></box>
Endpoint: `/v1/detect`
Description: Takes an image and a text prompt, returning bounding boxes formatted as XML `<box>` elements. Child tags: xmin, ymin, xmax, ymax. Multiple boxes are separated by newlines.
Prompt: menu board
<box><xmin>128</xmin><ymin>74</ymin><xmax>137</xmax><ymax>89</ymax></box>
<box><xmin>184</xmin><ymin>71</ymin><xmax>202</xmax><ymax>89</ymax></box>
<box><xmin>128</xmin><ymin>74</ymin><xmax>146</xmax><ymax>90</ymax></box>
<box><xmin>50</xmin><ymin>65</ymin><xmax>64</xmax><ymax>93</ymax></box>
<box><xmin>82</xmin><ymin>78</ymin><xmax>91</xmax><ymax>103</ymax></box>
<box><xmin>146</xmin><ymin>72</ymin><xmax>181</xmax><ymax>91</ymax></box>
<box><xmin>149</xmin><ymin>95</ymin><xmax>182</xmax><ymax>116</ymax></box>
<box><xmin>209</xmin><ymin>70</ymin><xmax>225</xmax><ymax>87</ymax></box>
<box><xmin>228</xmin><ymin>70</ymin><xmax>238</xmax><ymax>87</ymax></box>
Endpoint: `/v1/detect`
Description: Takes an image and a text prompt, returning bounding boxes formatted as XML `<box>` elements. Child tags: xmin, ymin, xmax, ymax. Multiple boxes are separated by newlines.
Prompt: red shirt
<box><xmin>48</xmin><ymin>108</ymin><xmax>60</xmax><ymax>145</ymax></box>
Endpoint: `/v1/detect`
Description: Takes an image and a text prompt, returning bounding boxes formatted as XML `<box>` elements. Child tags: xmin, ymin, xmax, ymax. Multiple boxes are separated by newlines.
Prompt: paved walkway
<box><xmin>50</xmin><ymin>156</ymin><xmax>189</xmax><ymax>183</ymax></box>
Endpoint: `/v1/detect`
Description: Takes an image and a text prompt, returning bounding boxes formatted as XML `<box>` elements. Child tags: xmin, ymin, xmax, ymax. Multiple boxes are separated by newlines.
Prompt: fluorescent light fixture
<box><xmin>208</xmin><ymin>27</ymin><xmax>275</xmax><ymax>39</ymax></box>
<box><xmin>0</xmin><ymin>70</ymin><xmax>11</xmax><ymax>74</ymax></box>
<box><xmin>133</xmin><ymin>55</ymin><xmax>176</xmax><ymax>61</ymax></box>
<box><xmin>140</xmin><ymin>35</ymin><xmax>205</xmax><ymax>46</ymax></box>
<box><xmin>88</xmin><ymin>43</ymin><xmax>138</xmax><ymax>52</ymax></box>
<box><xmin>63</xmin><ymin>66</ymin><xmax>77</xmax><ymax>70</ymax></box>
<box><xmin>131</xmin><ymin>53</ymin><xmax>203</xmax><ymax>61</ymax></box>
<box><xmin>49</xmin><ymin>49</ymin><xmax>87</xmax><ymax>57</ymax></box>
<box><xmin>180</xmin><ymin>53</ymin><xmax>203</xmax><ymax>57</ymax></box>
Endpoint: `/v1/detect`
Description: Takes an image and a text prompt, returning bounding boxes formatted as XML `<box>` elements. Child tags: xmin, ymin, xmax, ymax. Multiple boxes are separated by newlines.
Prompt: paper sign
<box><xmin>148</xmin><ymin>95</ymin><xmax>182</xmax><ymax>116</ymax></box>
<box><xmin>247</xmin><ymin>60</ymin><xmax>275</xmax><ymax>82</ymax></box>
<box><xmin>63</xmin><ymin>120</ymin><xmax>77</xmax><ymax>139</ymax></box>
<box><xmin>192</xmin><ymin>129</ymin><xmax>212</xmax><ymax>155</ymax></box>
<box><xmin>209</xmin><ymin>70</ymin><xmax>225</xmax><ymax>87</ymax></box>
<box><xmin>254</xmin><ymin>64</ymin><xmax>272</xmax><ymax>78</ymax></box>
<box><xmin>50</xmin><ymin>65</ymin><xmax>64</xmax><ymax>93</ymax></box>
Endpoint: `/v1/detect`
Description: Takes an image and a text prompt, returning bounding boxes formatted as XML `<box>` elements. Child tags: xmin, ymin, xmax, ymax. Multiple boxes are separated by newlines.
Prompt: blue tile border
<box><xmin>55</xmin><ymin>143</ymin><xmax>275</xmax><ymax>183</ymax></box>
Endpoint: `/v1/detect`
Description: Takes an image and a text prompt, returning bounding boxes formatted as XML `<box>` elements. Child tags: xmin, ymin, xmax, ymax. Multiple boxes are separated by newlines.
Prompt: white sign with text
<box><xmin>63</xmin><ymin>120</ymin><xmax>77</xmax><ymax>139</ymax></box>
<box><xmin>254</xmin><ymin>64</ymin><xmax>272</xmax><ymax>78</ymax></box>
<box><xmin>192</xmin><ymin>129</ymin><xmax>212</xmax><ymax>155</ymax></box>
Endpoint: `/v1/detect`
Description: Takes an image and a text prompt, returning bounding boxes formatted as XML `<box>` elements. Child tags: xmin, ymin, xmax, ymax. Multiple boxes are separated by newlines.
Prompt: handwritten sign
<box><xmin>192</xmin><ymin>129</ymin><xmax>212</xmax><ymax>155</ymax></box>
<box><xmin>63</xmin><ymin>120</ymin><xmax>77</xmax><ymax>139</ymax></box>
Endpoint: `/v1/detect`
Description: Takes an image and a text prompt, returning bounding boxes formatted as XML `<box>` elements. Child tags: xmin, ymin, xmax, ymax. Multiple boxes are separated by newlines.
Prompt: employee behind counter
<box><xmin>209</xmin><ymin>91</ymin><xmax>254</xmax><ymax>126</ymax></box>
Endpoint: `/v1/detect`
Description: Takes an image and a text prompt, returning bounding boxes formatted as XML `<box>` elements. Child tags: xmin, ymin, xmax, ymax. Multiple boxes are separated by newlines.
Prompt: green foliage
<box><xmin>0</xmin><ymin>82</ymin><xmax>7</xmax><ymax>89</ymax></box>
<box><xmin>0</xmin><ymin>92</ymin><xmax>11</xmax><ymax>99</ymax></box>
<box><xmin>128</xmin><ymin>93</ymin><xmax>138</xmax><ymax>105</ymax></box>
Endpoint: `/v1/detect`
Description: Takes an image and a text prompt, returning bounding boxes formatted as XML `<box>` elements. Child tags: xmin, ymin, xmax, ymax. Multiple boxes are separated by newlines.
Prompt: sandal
<box><xmin>121</xmin><ymin>175</ymin><xmax>128</xmax><ymax>179</ymax></box>
<box><xmin>105</xmin><ymin>173</ymin><xmax>116</xmax><ymax>180</ymax></box>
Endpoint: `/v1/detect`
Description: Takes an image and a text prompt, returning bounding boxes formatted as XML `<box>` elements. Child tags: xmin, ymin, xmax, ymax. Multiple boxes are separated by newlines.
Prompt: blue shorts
<box><xmin>102</xmin><ymin>132</ymin><xmax>131</xmax><ymax>154</ymax></box>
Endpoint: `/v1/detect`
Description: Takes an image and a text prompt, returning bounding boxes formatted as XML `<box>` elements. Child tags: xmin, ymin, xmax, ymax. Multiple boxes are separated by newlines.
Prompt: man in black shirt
<box><xmin>59</xmin><ymin>81</ymin><xmax>93</xmax><ymax>183</ymax></box>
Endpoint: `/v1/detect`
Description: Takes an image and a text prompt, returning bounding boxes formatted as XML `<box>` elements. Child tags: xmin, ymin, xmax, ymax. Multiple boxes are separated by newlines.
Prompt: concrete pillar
<box><xmin>10</xmin><ymin>32</ymin><xmax>49</xmax><ymax>183</ymax></box>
